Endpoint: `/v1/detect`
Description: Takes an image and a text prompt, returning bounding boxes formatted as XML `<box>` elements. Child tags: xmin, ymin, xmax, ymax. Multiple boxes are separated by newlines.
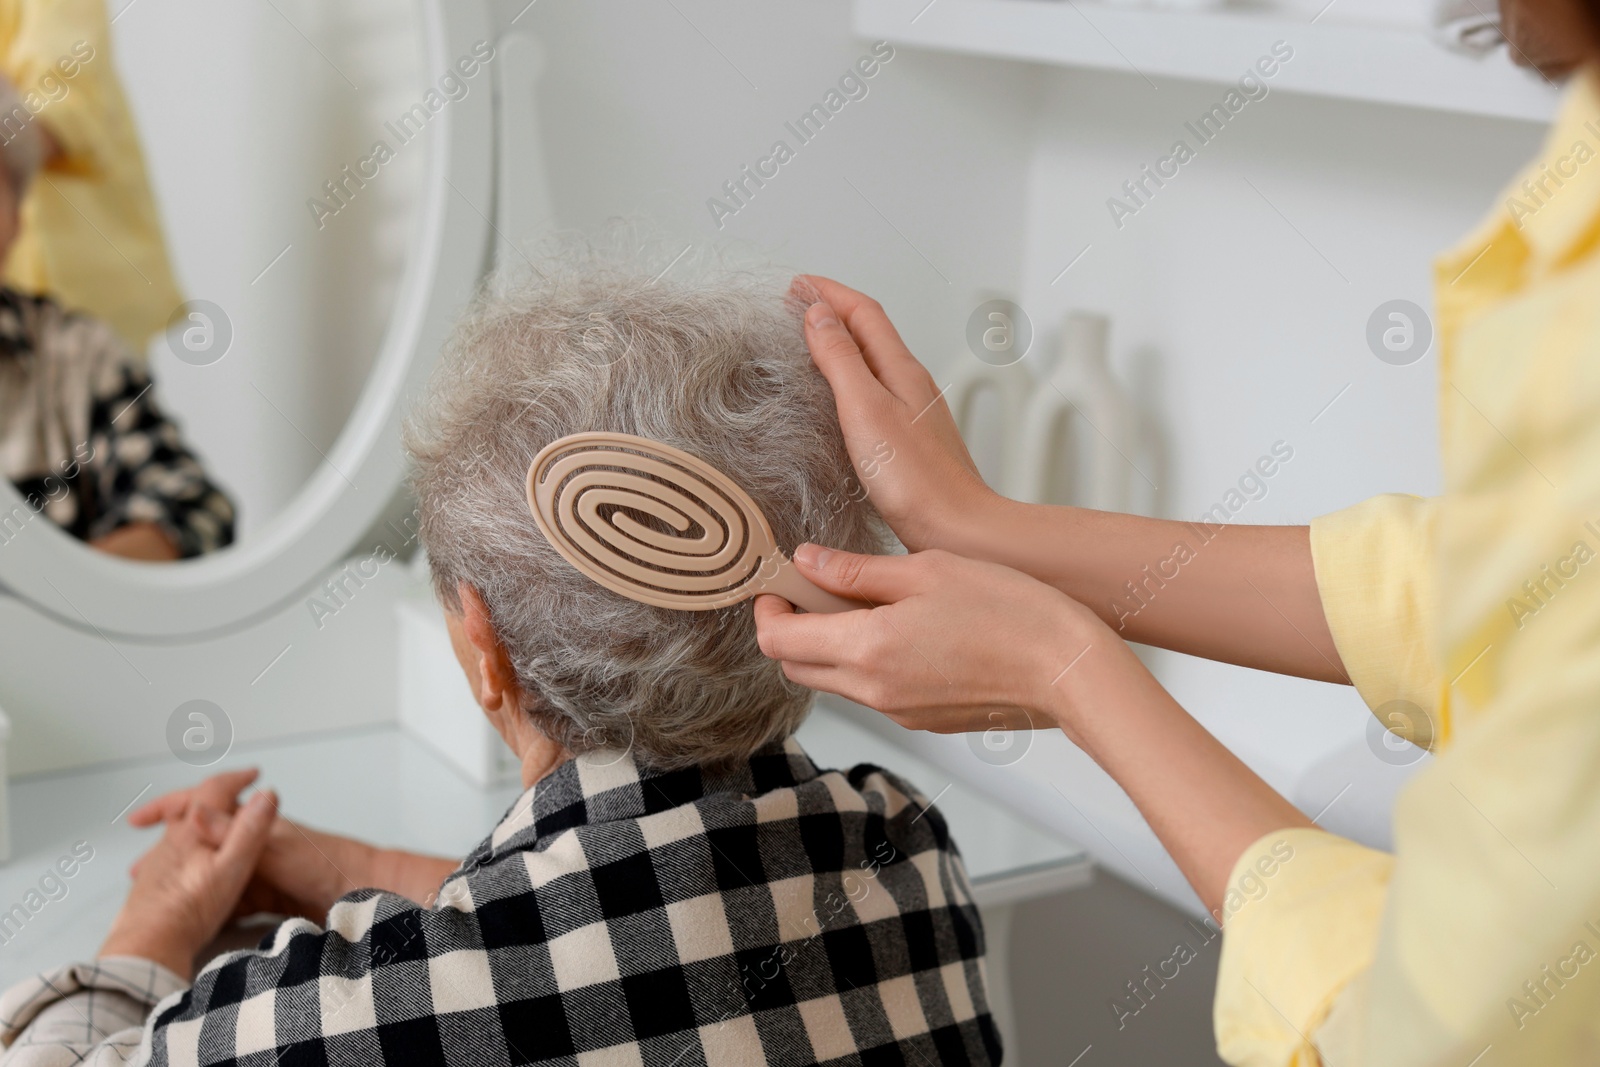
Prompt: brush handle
<box><xmin>759</xmin><ymin>556</ymin><xmax>866</xmax><ymax>614</ymax></box>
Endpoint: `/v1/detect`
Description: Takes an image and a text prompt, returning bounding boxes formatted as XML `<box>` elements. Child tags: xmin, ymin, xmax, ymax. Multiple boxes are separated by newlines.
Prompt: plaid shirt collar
<box><xmin>467</xmin><ymin>737</ymin><xmax>818</xmax><ymax>869</ymax></box>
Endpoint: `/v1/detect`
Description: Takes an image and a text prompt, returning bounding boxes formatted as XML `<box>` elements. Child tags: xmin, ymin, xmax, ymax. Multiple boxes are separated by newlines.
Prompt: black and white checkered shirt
<box><xmin>0</xmin><ymin>739</ymin><xmax>1000</xmax><ymax>1066</ymax></box>
<box><xmin>0</xmin><ymin>287</ymin><xmax>235</xmax><ymax>557</ymax></box>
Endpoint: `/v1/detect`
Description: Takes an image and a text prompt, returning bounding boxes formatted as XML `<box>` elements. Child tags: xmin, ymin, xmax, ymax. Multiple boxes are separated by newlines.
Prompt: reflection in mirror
<box><xmin>0</xmin><ymin>0</ymin><xmax>427</xmax><ymax>561</ymax></box>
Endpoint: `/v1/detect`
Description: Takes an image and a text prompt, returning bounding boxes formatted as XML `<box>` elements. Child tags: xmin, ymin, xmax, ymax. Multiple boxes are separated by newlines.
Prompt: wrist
<box><xmin>366</xmin><ymin>847</ymin><xmax>406</xmax><ymax>897</ymax></box>
<box><xmin>370</xmin><ymin>851</ymin><xmax>461</xmax><ymax>906</ymax></box>
<box><xmin>328</xmin><ymin>834</ymin><xmax>376</xmax><ymax>899</ymax></box>
<box><xmin>100</xmin><ymin>920</ymin><xmax>196</xmax><ymax>982</ymax></box>
<box><xmin>276</xmin><ymin>819</ymin><xmax>369</xmax><ymax>904</ymax></box>
<box><xmin>1027</xmin><ymin>594</ymin><xmax>1112</xmax><ymax>737</ymax></box>
<box><xmin>925</xmin><ymin>485</ymin><xmax>1016</xmax><ymax>559</ymax></box>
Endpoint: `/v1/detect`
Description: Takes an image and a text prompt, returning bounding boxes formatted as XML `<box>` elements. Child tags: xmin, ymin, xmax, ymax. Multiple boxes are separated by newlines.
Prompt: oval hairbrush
<box><xmin>526</xmin><ymin>431</ymin><xmax>863</xmax><ymax>614</ymax></box>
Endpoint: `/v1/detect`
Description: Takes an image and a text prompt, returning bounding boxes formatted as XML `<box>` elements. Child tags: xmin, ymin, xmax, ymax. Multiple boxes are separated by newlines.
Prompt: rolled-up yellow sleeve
<box><xmin>2</xmin><ymin>0</ymin><xmax>116</xmax><ymax>174</ymax></box>
<box><xmin>1309</xmin><ymin>494</ymin><xmax>1445</xmax><ymax>746</ymax></box>
<box><xmin>1213</xmin><ymin>828</ymin><xmax>1393</xmax><ymax>1067</ymax></box>
<box><xmin>0</xmin><ymin>0</ymin><xmax>187</xmax><ymax>351</ymax></box>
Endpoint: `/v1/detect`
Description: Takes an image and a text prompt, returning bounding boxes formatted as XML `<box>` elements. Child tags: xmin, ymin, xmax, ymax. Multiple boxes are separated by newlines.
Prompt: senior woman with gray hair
<box><xmin>0</xmin><ymin>257</ymin><xmax>999</xmax><ymax>1067</ymax></box>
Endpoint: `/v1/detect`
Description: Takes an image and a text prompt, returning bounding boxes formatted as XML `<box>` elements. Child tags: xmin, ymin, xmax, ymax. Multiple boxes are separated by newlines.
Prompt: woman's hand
<box><xmin>230</xmin><ymin>818</ymin><xmax>368</xmax><ymax>921</ymax></box>
<box><xmin>90</xmin><ymin>522</ymin><xmax>180</xmax><ymax>561</ymax></box>
<box><xmin>796</xmin><ymin>276</ymin><xmax>1000</xmax><ymax>553</ymax></box>
<box><xmin>130</xmin><ymin>771</ymin><xmax>368</xmax><ymax>921</ymax></box>
<box><xmin>758</xmin><ymin>543</ymin><xmax>1315</xmax><ymax>914</ymax></box>
<box><xmin>100</xmin><ymin>790</ymin><xmax>278</xmax><ymax>981</ymax></box>
<box><xmin>755</xmin><ymin>544</ymin><xmax>1097</xmax><ymax>737</ymax></box>
<box><xmin>126</xmin><ymin>767</ymin><xmax>261</xmax><ymax>830</ymax></box>
<box><xmin>796</xmin><ymin>277</ymin><xmax>1350</xmax><ymax>683</ymax></box>
<box><xmin>131</xmin><ymin>771</ymin><xmax>455</xmax><ymax>919</ymax></box>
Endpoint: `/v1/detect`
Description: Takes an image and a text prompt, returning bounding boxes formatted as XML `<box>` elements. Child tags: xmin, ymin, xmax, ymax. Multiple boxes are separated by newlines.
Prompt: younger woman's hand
<box><xmin>759</xmin><ymin>544</ymin><xmax>1317</xmax><ymax>921</ymax></box>
<box><xmin>755</xmin><ymin>544</ymin><xmax>1099</xmax><ymax>735</ymax></box>
<box><xmin>796</xmin><ymin>276</ymin><xmax>999</xmax><ymax>553</ymax></box>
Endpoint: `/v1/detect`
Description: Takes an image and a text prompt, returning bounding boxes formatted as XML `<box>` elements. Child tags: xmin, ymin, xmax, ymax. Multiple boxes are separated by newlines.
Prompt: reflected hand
<box><xmin>755</xmin><ymin>543</ymin><xmax>1098</xmax><ymax>736</ymax></box>
<box><xmin>90</xmin><ymin>522</ymin><xmax>180</xmax><ymax>561</ymax></box>
<box><xmin>101</xmin><ymin>790</ymin><xmax>278</xmax><ymax>981</ymax></box>
<box><xmin>795</xmin><ymin>276</ymin><xmax>997</xmax><ymax>553</ymax></box>
<box><xmin>1498</xmin><ymin>0</ymin><xmax>1594</xmax><ymax>79</ymax></box>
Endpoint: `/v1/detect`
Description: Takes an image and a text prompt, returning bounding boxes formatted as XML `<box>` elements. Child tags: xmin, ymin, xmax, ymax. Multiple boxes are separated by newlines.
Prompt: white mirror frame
<box><xmin>0</xmin><ymin>0</ymin><xmax>493</xmax><ymax>641</ymax></box>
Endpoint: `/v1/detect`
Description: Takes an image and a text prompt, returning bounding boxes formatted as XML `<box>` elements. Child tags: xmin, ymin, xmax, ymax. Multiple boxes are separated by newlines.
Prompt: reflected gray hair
<box><xmin>406</xmin><ymin>246</ymin><xmax>887</xmax><ymax>770</ymax></box>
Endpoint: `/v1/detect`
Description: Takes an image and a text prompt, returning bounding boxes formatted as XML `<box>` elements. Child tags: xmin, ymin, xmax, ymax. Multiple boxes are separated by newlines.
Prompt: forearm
<box><xmin>271</xmin><ymin>822</ymin><xmax>454</xmax><ymax>909</ymax></box>
<box><xmin>948</xmin><ymin>497</ymin><xmax>1347</xmax><ymax>683</ymax></box>
<box><xmin>1042</xmin><ymin>621</ymin><xmax>1313</xmax><ymax>915</ymax></box>
<box><xmin>366</xmin><ymin>849</ymin><xmax>459</xmax><ymax>907</ymax></box>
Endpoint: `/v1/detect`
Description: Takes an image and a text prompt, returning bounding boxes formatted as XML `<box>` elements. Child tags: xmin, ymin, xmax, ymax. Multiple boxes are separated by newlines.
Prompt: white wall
<box><xmin>503</xmin><ymin>0</ymin><xmax>1040</xmax><ymax>365</ymax></box>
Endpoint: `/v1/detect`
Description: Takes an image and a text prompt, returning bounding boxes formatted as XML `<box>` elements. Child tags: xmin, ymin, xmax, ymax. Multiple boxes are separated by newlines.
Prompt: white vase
<box><xmin>1015</xmin><ymin>312</ymin><xmax>1139</xmax><ymax>511</ymax></box>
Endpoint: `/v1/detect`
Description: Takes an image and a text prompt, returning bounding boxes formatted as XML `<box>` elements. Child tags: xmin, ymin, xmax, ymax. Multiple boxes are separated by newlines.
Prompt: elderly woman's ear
<box><xmin>447</xmin><ymin>581</ymin><xmax>573</xmax><ymax>786</ymax></box>
<box><xmin>447</xmin><ymin>582</ymin><xmax>519</xmax><ymax>713</ymax></box>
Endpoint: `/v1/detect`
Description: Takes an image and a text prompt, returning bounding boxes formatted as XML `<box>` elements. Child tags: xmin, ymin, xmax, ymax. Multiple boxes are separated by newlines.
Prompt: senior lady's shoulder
<box><xmin>461</xmin><ymin>742</ymin><xmax>972</xmax><ymax>925</ymax></box>
<box><xmin>407</xmin><ymin>741</ymin><xmax>996</xmax><ymax>1065</ymax></box>
<box><xmin>457</xmin><ymin>740</ymin><xmax>967</xmax><ymax>884</ymax></box>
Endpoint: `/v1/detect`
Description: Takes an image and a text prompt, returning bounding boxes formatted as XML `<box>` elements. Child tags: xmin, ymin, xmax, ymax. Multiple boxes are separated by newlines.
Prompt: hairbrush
<box><xmin>526</xmin><ymin>431</ymin><xmax>862</xmax><ymax>614</ymax></box>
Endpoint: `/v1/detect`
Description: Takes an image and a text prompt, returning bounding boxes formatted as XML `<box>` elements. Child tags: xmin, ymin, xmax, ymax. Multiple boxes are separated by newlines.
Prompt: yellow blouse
<box><xmin>0</xmin><ymin>0</ymin><xmax>183</xmax><ymax>354</ymax></box>
<box><xmin>1215</xmin><ymin>66</ymin><xmax>1600</xmax><ymax>1066</ymax></box>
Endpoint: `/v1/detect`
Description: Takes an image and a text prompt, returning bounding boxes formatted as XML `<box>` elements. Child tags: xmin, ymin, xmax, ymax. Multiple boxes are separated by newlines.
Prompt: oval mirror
<box><xmin>0</xmin><ymin>0</ymin><xmax>492</xmax><ymax>639</ymax></box>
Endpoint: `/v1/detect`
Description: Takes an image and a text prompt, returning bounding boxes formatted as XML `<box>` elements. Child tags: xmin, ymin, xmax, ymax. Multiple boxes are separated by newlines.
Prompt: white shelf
<box><xmin>855</xmin><ymin>0</ymin><xmax>1561</xmax><ymax>122</ymax></box>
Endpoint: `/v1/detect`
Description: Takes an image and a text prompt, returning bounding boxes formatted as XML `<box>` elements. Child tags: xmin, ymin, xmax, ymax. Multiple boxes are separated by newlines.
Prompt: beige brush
<box><xmin>526</xmin><ymin>431</ymin><xmax>863</xmax><ymax>614</ymax></box>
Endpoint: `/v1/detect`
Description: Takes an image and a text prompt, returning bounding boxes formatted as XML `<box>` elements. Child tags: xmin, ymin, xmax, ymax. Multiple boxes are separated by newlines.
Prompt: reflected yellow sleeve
<box><xmin>1213</xmin><ymin>829</ymin><xmax>1392</xmax><ymax>1067</ymax></box>
<box><xmin>1309</xmin><ymin>494</ymin><xmax>1445</xmax><ymax>746</ymax></box>
<box><xmin>0</xmin><ymin>0</ymin><xmax>186</xmax><ymax>351</ymax></box>
<box><xmin>2</xmin><ymin>0</ymin><xmax>115</xmax><ymax>174</ymax></box>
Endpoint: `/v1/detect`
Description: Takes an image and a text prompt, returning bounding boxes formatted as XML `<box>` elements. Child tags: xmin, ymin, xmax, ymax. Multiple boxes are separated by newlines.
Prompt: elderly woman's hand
<box><xmin>129</xmin><ymin>771</ymin><xmax>353</xmax><ymax>920</ymax></box>
<box><xmin>795</xmin><ymin>276</ymin><xmax>999</xmax><ymax>555</ymax></box>
<box><xmin>130</xmin><ymin>770</ymin><xmax>459</xmax><ymax>921</ymax></box>
<box><xmin>100</xmin><ymin>790</ymin><xmax>278</xmax><ymax>981</ymax></box>
<box><xmin>125</xmin><ymin>767</ymin><xmax>262</xmax><ymax>829</ymax></box>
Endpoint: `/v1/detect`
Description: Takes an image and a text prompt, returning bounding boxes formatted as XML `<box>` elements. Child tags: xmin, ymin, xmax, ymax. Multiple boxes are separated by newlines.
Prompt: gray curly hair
<box><xmin>405</xmin><ymin>246</ymin><xmax>886</xmax><ymax>770</ymax></box>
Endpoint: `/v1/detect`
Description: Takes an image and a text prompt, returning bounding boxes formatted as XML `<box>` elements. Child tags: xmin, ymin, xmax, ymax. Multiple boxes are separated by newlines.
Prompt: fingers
<box><xmin>802</xmin><ymin>301</ymin><xmax>895</xmax><ymax>412</ymax></box>
<box><xmin>190</xmin><ymin>804</ymin><xmax>232</xmax><ymax>847</ymax></box>
<box><xmin>216</xmin><ymin>790</ymin><xmax>279</xmax><ymax>873</ymax></box>
<box><xmin>754</xmin><ymin>593</ymin><xmax>838</xmax><ymax>666</ymax></box>
<box><xmin>193</xmin><ymin>768</ymin><xmax>260</xmax><ymax>813</ymax></box>
<box><xmin>798</xmin><ymin>276</ymin><xmax>936</xmax><ymax>403</ymax></box>
<box><xmin>774</xmin><ymin>660</ymin><xmax>840</xmax><ymax>692</ymax></box>
<box><xmin>754</xmin><ymin>577</ymin><xmax>879</xmax><ymax>667</ymax></box>
<box><xmin>126</xmin><ymin>790</ymin><xmax>193</xmax><ymax>827</ymax></box>
<box><xmin>753</xmin><ymin>593</ymin><xmax>796</xmax><ymax>625</ymax></box>
<box><xmin>179</xmin><ymin>801</ymin><xmax>231</xmax><ymax>849</ymax></box>
<box><xmin>792</xmin><ymin>544</ymin><xmax>928</xmax><ymax>605</ymax></box>
<box><xmin>127</xmin><ymin>767</ymin><xmax>259</xmax><ymax>827</ymax></box>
